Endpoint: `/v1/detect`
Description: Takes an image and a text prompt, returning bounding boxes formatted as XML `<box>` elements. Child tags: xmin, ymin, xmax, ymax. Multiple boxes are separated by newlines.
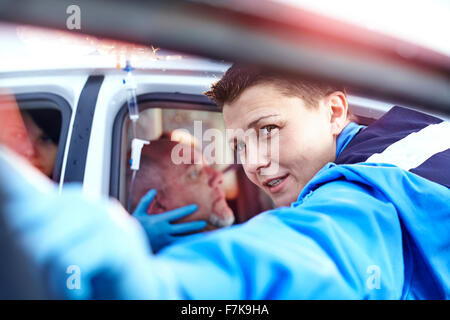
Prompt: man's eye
<box><xmin>261</xmin><ymin>125</ymin><xmax>278</xmax><ymax>136</ymax></box>
<box><xmin>235</xmin><ymin>141</ymin><xmax>246</xmax><ymax>152</ymax></box>
<box><xmin>40</xmin><ymin>135</ymin><xmax>53</xmax><ymax>143</ymax></box>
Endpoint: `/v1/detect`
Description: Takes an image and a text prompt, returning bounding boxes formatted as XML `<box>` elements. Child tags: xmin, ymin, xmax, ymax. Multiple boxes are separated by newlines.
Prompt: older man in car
<box><xmin>127</xmin><ymin>138</ymin><xmax>235</xmax><ymax>252</ymax></box>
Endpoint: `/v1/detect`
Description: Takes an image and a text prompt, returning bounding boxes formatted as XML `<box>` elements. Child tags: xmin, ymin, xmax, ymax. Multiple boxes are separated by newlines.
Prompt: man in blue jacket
<box><xmin>0</xmin><ymin>64</ymin><xmax>449</xmax><ymax>299</ymax></box>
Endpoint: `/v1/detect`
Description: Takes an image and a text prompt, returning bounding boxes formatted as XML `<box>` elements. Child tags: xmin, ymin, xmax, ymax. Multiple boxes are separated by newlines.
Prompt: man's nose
<box><xmin>17</xmin><ymin>137</ymin><xmax>36</xmax><ymax>159</ymax></box>
<box><xmin>207</xmin><ymin>166</ymin><xmax>224</xmax><ymax>188</ymax></box>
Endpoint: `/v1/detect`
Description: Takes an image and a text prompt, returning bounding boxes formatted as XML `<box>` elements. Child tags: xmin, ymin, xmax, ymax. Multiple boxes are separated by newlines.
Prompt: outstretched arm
<box><xmin>152</xmin><ymin>178</ymin><xmax>405</xmax><ymax>299</ymax></box>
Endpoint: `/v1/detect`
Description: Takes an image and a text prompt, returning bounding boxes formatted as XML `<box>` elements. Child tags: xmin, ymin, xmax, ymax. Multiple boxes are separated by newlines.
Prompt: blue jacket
<box><xmin>150</xmin><ymin>106</ymin><xmax>450</xmax><ymax>299</ymax></box>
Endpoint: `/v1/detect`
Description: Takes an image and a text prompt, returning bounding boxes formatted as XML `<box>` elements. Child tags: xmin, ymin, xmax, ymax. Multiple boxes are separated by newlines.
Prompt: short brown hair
<box><xmin>205</xmin><ymin>63</ymin><xmax>346</xmax><ymax>109</ymax></box>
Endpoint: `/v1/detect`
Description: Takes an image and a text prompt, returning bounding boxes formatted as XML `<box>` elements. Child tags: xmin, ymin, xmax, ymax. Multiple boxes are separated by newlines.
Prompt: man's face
<box><xmin>149</xmin><ymin>147</ymin><xmax>234</xmax><ymax>230</ymax></box>
<box><xmin>21</xmin><ymin>112</ymin><xmax>58</xmax><ymax>177</ymax></box>
<box><xmin>0</xmin><ymin>106</ymin><xmax>34</xmax><ymax>159</ymax></box>
<box><xmin>223</xmin><ymin>83</ymin><xmax>338</xmax><ymax>207</ymax></box>
<box><xmin>0</xmin><ymin>103</ymin><xmax>57</xmax><ymax>178</ymax></box>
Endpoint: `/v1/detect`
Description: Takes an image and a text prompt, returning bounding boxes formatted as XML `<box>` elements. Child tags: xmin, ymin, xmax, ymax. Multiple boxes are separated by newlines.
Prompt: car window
<box><xmin>110</xmin><ymin>96</ymin><xmax>274</xmax><ymax>224</ymax></box>
<box><xmin>0</xmin><ymin>93</ymin><xmax>71</xmax><ymax>182</ymax></box>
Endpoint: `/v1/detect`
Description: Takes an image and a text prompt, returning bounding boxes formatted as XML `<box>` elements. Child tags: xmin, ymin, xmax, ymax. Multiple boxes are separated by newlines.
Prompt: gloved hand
<box><xmin>132</xmin><ymin>189</ymin><xmax>207</xmax><ymax>252</ymax></box>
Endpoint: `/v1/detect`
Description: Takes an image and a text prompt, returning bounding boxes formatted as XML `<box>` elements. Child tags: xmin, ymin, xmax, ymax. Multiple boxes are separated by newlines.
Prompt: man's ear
<box><xmin>326</xmin><ymin>91</ymin><xmax>349</xmax><ymax>136</ymax></box>
<box><xmin>147</xmin><ymin>189</ymin><xmax>167</xmax><ymax>214</ymax></box>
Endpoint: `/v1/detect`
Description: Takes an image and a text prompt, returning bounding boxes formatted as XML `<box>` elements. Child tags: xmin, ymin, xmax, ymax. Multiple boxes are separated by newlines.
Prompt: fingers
<box><xmin>170</xmin><ymin>220</ymin><xmax>207</xmax><ymax>234</ymax></box>
<box><xmin>162</xmin><ymin>204</ymin><xmax>198</xmax><ymax>221</ymax></box>
<box><xmin>132</xmin><ymin>189</ymin><xmax>156</xmax><ymax>217</ymax></box>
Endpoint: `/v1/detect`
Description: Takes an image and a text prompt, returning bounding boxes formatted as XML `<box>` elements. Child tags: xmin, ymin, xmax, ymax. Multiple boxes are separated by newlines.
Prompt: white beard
<box><xmin>208</xmin><ymin>213</ymin><xmax>235</xmax><ymax>228</ymax></box>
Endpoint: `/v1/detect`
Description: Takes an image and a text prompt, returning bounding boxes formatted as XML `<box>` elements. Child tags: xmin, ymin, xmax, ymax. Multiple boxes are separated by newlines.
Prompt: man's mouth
<box><xmin>262</xmin><ymin>174</ymin><xmax>290</xmax><ymax>193</ymax></box>
<box><xmin>32</xmin><ymin>162</ymin><xmax>43</xmax><ymax>172</ymax></box>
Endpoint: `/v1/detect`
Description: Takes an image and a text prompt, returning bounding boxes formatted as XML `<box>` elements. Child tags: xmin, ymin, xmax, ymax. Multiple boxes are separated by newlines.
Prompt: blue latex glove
<box><xmin>132</xmin><ymin>189</ymin><xmax>207</xmax><ymax>252</ymax></box>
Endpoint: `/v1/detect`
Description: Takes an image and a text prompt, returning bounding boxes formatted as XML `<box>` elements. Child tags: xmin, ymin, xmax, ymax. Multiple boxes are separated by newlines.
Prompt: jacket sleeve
<box><xmin>152</xmin><ymin>179</ymin><xmax>406</xmax><ymax>299</ymax></box>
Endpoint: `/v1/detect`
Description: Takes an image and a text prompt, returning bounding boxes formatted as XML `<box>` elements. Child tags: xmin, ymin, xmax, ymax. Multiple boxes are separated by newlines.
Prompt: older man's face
<box><xmin>146</xmin><ymin>145</ymin><xmax>234</xmax><ymax>230</ymax></box>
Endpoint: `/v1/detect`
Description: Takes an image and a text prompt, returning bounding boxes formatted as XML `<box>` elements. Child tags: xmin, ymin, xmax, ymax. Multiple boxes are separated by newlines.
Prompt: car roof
<box><xmin>0</xmin><ymin>0</ymin><xmax>449</xmax><ymax>115</ymax></box>
<box><xmin>0</xmin><ymin>23</ymin><xmax>229</xmax><ymax>74</ymax></box>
